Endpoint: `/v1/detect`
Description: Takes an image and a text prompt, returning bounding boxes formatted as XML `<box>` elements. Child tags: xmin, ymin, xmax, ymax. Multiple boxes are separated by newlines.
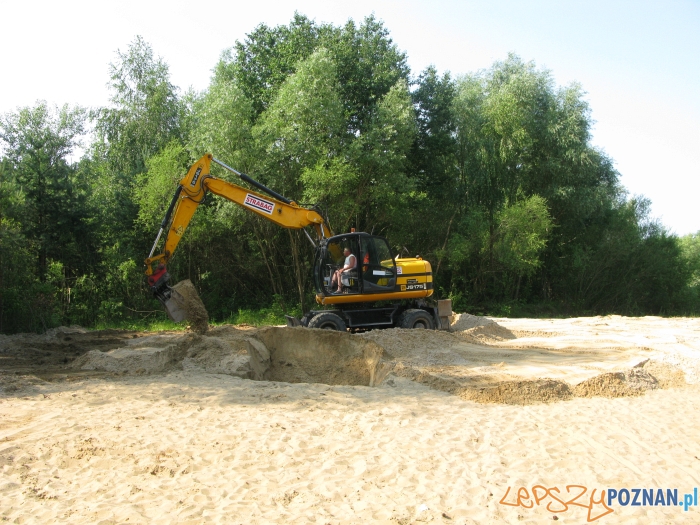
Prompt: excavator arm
<box><xmin>144</xmin><ymin>153</ymin><xmax>331</xmax><ymax>321</ymax></box>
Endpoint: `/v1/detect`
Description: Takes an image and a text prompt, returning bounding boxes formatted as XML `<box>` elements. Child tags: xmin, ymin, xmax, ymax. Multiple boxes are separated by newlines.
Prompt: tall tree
<box><xmin>0</xmin><ymin>102</ymin><xmax>89</xmax><ymax>278</ymax></box>
<box><xmin>96</xmin><ymin>35</ymin><xmax>182</xmax><ymax>177</ymax></box>
<box><xmin>0</xmin><ymin>102</ymin><xmax>96</xmax><ymax>331</ymax></box>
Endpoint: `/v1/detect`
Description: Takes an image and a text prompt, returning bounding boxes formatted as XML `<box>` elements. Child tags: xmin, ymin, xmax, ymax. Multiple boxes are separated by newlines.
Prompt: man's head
<box><xmin>343</xmin><ymin>247</ymin><xmax>351</xmax><ymax>256</ymax></box>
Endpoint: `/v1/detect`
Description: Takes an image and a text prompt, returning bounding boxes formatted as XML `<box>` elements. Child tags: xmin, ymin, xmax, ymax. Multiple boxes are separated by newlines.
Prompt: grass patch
<box><xmin>217</xmin><ymin>303</ymin><xmax>302</xmax><ymax>327</ymax></box>
<box><xmin>92</xmin><ymin>318</ymin><xmax>186</xmax><ymax>332</ymax></box>
<box><xmin>91</xmin><ymin>299</ymin><xmax>302</xmax><ymax>332</ymax></box>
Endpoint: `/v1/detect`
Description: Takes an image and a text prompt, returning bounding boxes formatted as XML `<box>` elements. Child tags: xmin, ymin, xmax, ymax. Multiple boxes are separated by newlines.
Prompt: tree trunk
<box><xmin>253</xmin><ymin>224</ymin><xmax>281</xmax><ymax>298</ymax></box>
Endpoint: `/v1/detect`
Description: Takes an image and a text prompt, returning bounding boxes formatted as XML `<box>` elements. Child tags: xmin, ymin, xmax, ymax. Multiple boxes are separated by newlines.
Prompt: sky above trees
<box><xmin>1</xmin><ymin>0</ymin><xmax>698</xmax><ymax>234</ymax></box>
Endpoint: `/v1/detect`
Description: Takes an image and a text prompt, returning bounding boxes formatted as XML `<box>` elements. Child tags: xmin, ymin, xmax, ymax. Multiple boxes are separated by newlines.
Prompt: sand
<box><xmin>170</xmin><ymin>280</ymin><xmax>209</xmax><ymax>334</ymax></box>
<box><xmin>2</xmin><ymin>315</ymin><xmax>700</xmax><ymax>523</ymax></box>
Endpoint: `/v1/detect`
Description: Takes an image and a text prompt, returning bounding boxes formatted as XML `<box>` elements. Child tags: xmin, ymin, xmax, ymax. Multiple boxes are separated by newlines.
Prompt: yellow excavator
<box><xmin>145</xmin><ymin>154</ymin><xmax>450</xmax><ymax>331</ymax></box>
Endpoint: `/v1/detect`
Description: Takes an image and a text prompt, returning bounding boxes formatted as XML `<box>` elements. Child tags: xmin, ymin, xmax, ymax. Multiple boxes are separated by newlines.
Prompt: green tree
<box><xmin>90</xmin><ymin>35</ymin><xmax>184</xmax><ymax>253</ymax></box>
<box><xmin>96</xmin><ymin>35</ymin><xmax>182</xmax><ymax>176</ymax></box>
<box><xmin>493</xmin><ymin>195</ymin><xmax>553</xmax><ymax>299</ymax></box>
<box><xmin>252</xmin><ymin>48</ymin><xmax>346</xmax><ymax>309</ymax></box>
<box><xmin>0</xmin><ymin>102</ymin><xmax>90</xmax><ymax>278</ymax></box>
<box><xmin>0</xmin><ymin>102</ymin><xmax>98</xmax><ymax>331</ymax></box>
<box><xmin>219</xmin><ymin>13</ymin><xmax>324</xmax><ymax>116</ymax></box>
<box><xmin>187</xmin><ymin>79</ymin><xmax>255</xmax><ymax>171</ymax></box>
<box><xmin>680</xmin><ymin>231</ymin><xmax>700</xmax><ymax>288</ymax></box>
<box><xmin>254</xmin><ymin>48</ymin><xmax>346</xmax><ymax>192</ymax></box>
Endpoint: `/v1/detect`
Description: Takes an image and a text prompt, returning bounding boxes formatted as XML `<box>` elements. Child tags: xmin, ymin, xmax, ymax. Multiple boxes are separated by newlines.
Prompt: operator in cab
<box><xmin>331</xmin><ymin>247</ymin><xmax>356</xmax><ymax>293</ymax></box>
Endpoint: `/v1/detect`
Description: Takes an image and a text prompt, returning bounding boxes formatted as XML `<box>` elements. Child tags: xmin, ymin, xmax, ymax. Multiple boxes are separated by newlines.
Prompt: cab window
<box><xmin>360</xmin><ymin>236</ymin><xmax>396</xmax><ymax>292</ymax></box>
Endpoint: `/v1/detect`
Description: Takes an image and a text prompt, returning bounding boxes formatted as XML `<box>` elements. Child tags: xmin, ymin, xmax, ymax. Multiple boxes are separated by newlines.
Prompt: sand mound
<box><xmin>0</xmin><ymin>327</ymin><xmax>151</xmax><ymax>379</ymax></box>
<box><xmin>573</xmin><ymin>368</ymin><xmax>659</xmax><ymax>398</ymax></box>
<box><xmin>0</xmin><ymin>372</ymin><xmax>46</xmax><ymax>394</ymax></box>
<box><xmin>44</xmin><ymin>325</ymin><xmax>88</xmax><ymax>338</ymax></box>
<box><xmin>460</xmin><ymin>379</ymin><xmax>573</xmax><ymax>404</ymax></box>
<box><xmin>72</xmin><ymin>329</ymin><xmax>254</xmax><ymax>378</ymax></box>
<box><xmin>643</xmin><ymin>360</ymin><xmax>687</xmax><ymax>388</ymax></box>
<box><xmin>450</xmin><ymin>313</ymin><xmax>516</xmax><ymax>343</ymax></box>
<box><xmin>171</xmin><ymin>279</ymin><xmax>209</xmax><ymax>334</ymax></box>
<box><xmin>389</xmin><ymin>362</ymin><xmax>666</xmax><ymax>404</ymax></box>
<box><xmin>389</xmin><ymin>363</ymin><xmax>574</xmax><ymax>404</ymax></box>
<box><xmin>449</xmin><ymin>313</ymin><xmax>485</xmax><ymax>331</ymax></box>
<box><xmin>72</xmin><ymin>334</ymin><xmax>188</xmax><ymax>374</ymax></box>
<box><xmin>359</xmin><ymin>328</ymin><xmax>466</xmax><ymax>364</ymax></box>
<box><xmin>357</xmin><ymin>325</ymin><xmax>676</xmax><ymax>404</ymax></box>
<box><xmin>248</xmin><ymin>327</ymin><xmax>384</xmax><ymax>386</ymax></box>
<box><xmin>181</xmin><ymin>332</ymin><xmax>252</xmax><ymax>378</ymax></box>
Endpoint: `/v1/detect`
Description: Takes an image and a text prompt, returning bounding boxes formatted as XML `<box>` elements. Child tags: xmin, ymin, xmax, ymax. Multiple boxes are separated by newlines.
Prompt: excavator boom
<box><xmin>144</xmin><ymin>154</ymin><xmax>331</xmax><ymax>321</ymax></box>
<box><xmin>146</xmin><ymin>154</ymin><xmax>329</xmax><ymax>272</ymax></box>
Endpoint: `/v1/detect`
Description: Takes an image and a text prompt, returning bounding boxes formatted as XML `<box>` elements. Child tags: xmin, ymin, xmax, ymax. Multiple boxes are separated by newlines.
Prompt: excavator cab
<box><xmin>314</xmin><ymin>233</ymin><xmax>397</xmax><ymax>296</ymax></box>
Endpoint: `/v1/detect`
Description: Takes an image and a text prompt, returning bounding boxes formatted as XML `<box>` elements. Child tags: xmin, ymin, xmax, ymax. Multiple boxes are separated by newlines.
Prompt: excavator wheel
<box><xmin>399</xmin><ymin>309</ymin><xmax>434</xmax><ymax>329</ymax></box>
<box><xmin>308</xmin><ymin>312</ymin><xmax>347</xmax><ymax>331</ymax></box>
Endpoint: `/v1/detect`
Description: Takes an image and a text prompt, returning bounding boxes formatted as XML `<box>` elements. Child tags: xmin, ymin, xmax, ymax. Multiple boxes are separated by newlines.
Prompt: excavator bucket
<box><xmin>163</xmin><ymin>287</ymin><xmax>188</xmax><ymax>322</ymax></box>
<box><xmin>167</xmin><ymin>279</ymin><xmax>209</xmax><ymax>333</ymax></box>
<box><xmin>147</xmin><ymin>266</ymin><xmax>209</xmax><ymax>333</ymax></box>
<box><xmin>148</xmin><ymin>265</ymin><xmax>187</xmax><ymax>322</ymax></box>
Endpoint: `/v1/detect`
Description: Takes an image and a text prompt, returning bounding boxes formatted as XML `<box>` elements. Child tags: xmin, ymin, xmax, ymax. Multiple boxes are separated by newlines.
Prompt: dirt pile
<box><xmin>171</xmin><ymin>279</ymin><xmax>209</xmax><ymax>334</ymax></box>
<box><xmin>460</xmin><ymin>379</ymin><xmax>574</xmax><ymax>404</ymax></box>
<box><xmin>643</xmin><ymin>360</ymin><xmax>687</xmax><ymax>388</ymax></box>
<box><xmin>389</xmin><ymin>361</ymin><xmax>663</xmax><ymax>404</ymax></box>
<box><xmin>72</xmin><ymin>334</ymin><xmax>188</xmax><ymax>374</ymax></box>
<box><xmin>359</xmin><ymin>328</ymin><xmax>466</xmax><ymax>364</ymax></box>
<box><xmin>361</xmin><ymin>324</ymin><xmax>685</xmax><ymax>404</ymax></box>
<box><xmin>0</xmin><ymin>372</ymin><xmax>48</xmax><ymax>394</ymax></box>
<box><xmin>450</xmin><ymin>313</ymin><xmax>516</xmax><ymax>343</ymax></box>
<box><xmin>71</xmin><ymin>327</ymin><xmax>253</xmax><ymax>378</ymax></box>
<box><xmin>573</xmin><ymin>368</ymin><xmax>659</xmax><ymax>398</ymax></box>
<box><xmin>181</xmin><ymin>326</ymin><xmax>253</xmax><ymax>378</ymax></box>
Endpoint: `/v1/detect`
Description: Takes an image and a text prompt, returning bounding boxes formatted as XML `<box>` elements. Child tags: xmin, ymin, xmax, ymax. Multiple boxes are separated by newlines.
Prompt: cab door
<box><xmin>359</xmin><ymin>236</ymin><xmax>397</xmax><ymax>293</ymax></box>
<box><xmin>314</xmin><ymin>236</ymin><xmax>361</xmax><ymax>295</ymax></box>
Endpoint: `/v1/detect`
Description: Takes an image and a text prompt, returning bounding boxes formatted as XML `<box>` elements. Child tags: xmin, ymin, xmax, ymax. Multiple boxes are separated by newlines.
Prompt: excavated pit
<box><xmin>247</xmin><ymin>327</ymin><xmax>385</xmax><ymax>386</ymax></box>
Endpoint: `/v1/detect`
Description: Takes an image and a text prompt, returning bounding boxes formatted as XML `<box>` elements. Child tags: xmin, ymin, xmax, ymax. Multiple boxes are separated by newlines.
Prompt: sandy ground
<box><xmin>1</xmin><ymin>315</ymin><xmax>700</xmax><ymax>524</ymax></box>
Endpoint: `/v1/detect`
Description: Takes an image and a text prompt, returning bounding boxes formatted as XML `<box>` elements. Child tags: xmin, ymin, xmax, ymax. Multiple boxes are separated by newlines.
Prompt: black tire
<box><xmin>307</xmin><ymin>312</ymin><xmax>347</xmax><ymax>331</ymax></box>
<box><xmin>399</xmin><ymin>309</ymin><xmax>434</xmax><ymax>329</ymax></box>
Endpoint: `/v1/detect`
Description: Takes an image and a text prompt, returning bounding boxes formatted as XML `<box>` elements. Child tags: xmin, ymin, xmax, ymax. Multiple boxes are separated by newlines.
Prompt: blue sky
<box><xmin>2</xmin><ymin>0</ymin><xmax>698</xmax><ymax>234</ymax></box>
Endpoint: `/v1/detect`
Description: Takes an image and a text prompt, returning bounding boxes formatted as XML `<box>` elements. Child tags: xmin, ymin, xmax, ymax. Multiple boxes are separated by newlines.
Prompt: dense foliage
<box><xmin>1</xmin><ymin>15</ymin><xmax>696</xmax><ymax>333</ymax></box>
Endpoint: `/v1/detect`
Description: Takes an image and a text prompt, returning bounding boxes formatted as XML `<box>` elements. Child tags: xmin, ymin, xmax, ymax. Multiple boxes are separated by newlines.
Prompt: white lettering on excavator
<box><xmin>190</xmin><ymin>167</ymin><xmax>202</xmax><ymax>187</ymax></box>
<box><xmin>244</xmin><ymin>194</ymin><xmax>275</xmax><ymax>215</ymax></box>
